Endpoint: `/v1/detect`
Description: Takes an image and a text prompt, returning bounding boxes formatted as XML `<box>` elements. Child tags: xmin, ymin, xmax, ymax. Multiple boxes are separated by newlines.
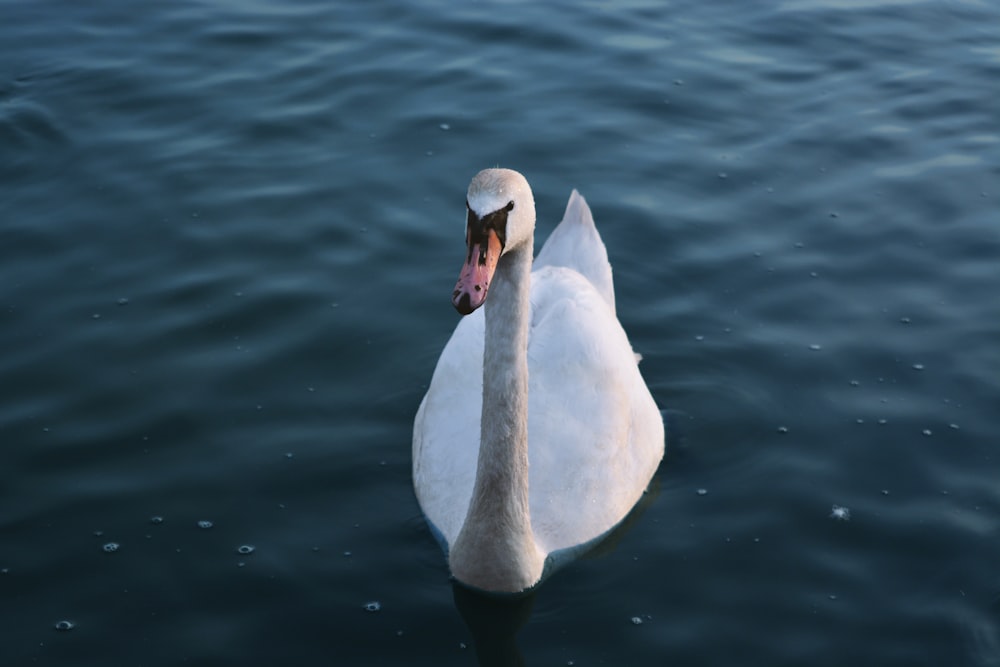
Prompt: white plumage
<box><xmin>413</xmin><ymin>169</ymin><xmax>664</xmax><ymax>593</ymax></box>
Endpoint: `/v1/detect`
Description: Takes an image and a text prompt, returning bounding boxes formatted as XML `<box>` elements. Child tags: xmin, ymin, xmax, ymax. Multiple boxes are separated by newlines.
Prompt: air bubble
<box><xmin>237</xmin><ymin>545</ymin><xmax>255</xmax><ymax>555</ymax></box>
<box><xmin>54</xmin><ymin>620</ymin><xmax>75</xmax><ymax>632</ymax></box>
<box><xmin>364</xmin><ymin>601</ymin><xmax>381</xmax><ymax>612</ymax></box>
<box><xmin>103</xmin><ymin>542</ymin><xmax>120</xmax><ymax>553</ymax></box>
<box><xmin>197</xmin><ymin>520</ymin><xmax>214</xmax><ymax>529</ymax></box>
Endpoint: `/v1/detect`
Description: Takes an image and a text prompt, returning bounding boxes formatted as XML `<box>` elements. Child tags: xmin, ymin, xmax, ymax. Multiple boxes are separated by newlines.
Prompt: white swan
<box><xmin>413</xmin><ymin>168</ymin><xmax>664</xmax><ymax>593</ymax></box>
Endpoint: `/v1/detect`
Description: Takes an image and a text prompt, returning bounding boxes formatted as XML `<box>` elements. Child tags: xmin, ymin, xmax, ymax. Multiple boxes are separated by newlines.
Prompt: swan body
<box><xmin>413</xmin><ymin>169</ymin><xmax>664</xmax><ymax>593</ymax></box>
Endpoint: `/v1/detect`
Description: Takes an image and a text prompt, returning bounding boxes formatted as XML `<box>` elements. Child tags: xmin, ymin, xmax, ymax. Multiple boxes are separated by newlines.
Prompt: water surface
<box><xmin>2</xmin><ymin>1</ymin><xmax>999</xmax><ymax>665</ymax></box>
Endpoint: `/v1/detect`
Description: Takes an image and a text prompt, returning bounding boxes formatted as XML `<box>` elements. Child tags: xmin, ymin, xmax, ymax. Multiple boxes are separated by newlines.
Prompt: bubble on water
<box><xmin>808</xmin><ymin>344</ymin><xmax>822</xmax><ymax>351</ymax></box>
<box><xmin>829</xmin><ymin>505</ymin><xmax>850</xmax><ymax>521</ymax></box>
<box><xmin>439</xmin><ymin>123</ymin><xmax>450</xmax><ymax>130</ymax></box>
<box><xmin>696</xmin><ymin>488</ymin><xmax>708</xmax><ymax>496</ymax></box>
<box><xmin>630</xmin><ymin>616</ymin><xmax>644</xmax><ymax>625</ymax></box>
<box><xmin>91</xmin><ymin>313</ymin><xmax>102</xmax><ymax>320</ymax></box>
<box><xmin>881</xmin><ymin>489</ymin><xmax>890</xmax><ymax>496</ymax></box>
<box><xmin>103</xmin><ymin>542</ymin><xmax>120</xmax><ymax>553</ymax></box>
<box><xmin>237</xmin><ymin>545</ymin><xmax>255</xmax><ymax>555</ymax></box>
<box><xmin>364</xmin><ymin>601</ymin><xmax>381</xmax><ymax>612</ymax></box>
<box><xmin>899</xmin><ymin>316</ymin><xmax>911</xmax><ymax>324</ymax></box>
<box><xmin>197</xmin><ymin>520</ymin><xmax>214</xmax><ymax>529</ymax></box>
<box><xmin>922</xmin><ymin>429</ymin><xmax>932</xmax><ymax>436</ymax></box>
<box><xmin>912</xmin><ymin>363</ymin><xmax>925</xmax><ymax>371</ymax></box>
<box><xmin>695</xmin><ymin>334</ymin><xmax>704</xmax><ymax>341</ymax></box>
<box><xmin>949</xmin><ymin>423</ymin><xmax>960</xmax><ymax>430</ymax></box>
<box><xmin>717</xmin><ymin>172</ymin><xmax>728</xmax><ymax>179</ymax></box>
<box><xmin>850</xmin><ymin>380</ymin><xmax>860</xmax><ymax>387</ymax></box>
<box><xmin>116</xmin><ymin>297</ymin><xmax>129</xmax><ymax>306</ymax></box>
<box><xmin>54</xmin><ymin>620</ymin><xmax>75</xmax><ymax>631</ymax></box>
<box><xmin>150</xmin><ymin>516</ymin><xmax>164</xmax><ymax>525</ymax></box>
<box><xmin>777</xmin><ymin>426</ymin><xmax>789</xmax><ymax>434</ymax></box>
<box><xmin>877</xmin><ymin>418</ymin><xmax>887</xmax><ymax>425</ymax></box>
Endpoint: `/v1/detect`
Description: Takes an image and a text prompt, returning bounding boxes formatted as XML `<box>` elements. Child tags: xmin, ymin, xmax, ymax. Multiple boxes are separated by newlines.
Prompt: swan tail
<box><xmin>534</xmin><ymin>190</ymin><xmax>616</xmax><ymax>313</ymax></box>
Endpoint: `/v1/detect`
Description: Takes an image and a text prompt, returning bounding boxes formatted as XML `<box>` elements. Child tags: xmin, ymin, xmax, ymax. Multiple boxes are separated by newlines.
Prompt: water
<box><xmin>2</xmin><ymin>0</ymin><xmax>998</xmax><ymax>664</ymax></box>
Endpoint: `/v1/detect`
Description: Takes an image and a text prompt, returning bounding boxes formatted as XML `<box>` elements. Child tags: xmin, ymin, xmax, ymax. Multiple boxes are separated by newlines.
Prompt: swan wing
<box><xmin>534</xmin><ymin>190</ymin><xmax>616</xmax><ymax>314</ymax></box>
<box><xmin>413</xmin><ymin>309</ymin><xmax>485</xmax><ymax>547</ymax></box>
<box><xmin>525</xmin><ymin>266</ymin><xmax>663</xmax><ymax>553</ymax></box>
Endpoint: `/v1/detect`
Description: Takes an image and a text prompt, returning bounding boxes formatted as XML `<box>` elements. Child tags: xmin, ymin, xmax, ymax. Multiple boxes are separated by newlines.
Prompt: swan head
<box><xmin>452</xmin><ymin>169</ymin><xmax>536</xmax><ymax>315</ymax></box>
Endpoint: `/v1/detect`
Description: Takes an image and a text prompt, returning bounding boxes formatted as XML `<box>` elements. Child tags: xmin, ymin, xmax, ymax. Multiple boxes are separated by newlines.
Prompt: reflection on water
<box><xmin>453</xmin><ymin>582</ymin><xmax>536</xmax><ymax>667</ymax></box>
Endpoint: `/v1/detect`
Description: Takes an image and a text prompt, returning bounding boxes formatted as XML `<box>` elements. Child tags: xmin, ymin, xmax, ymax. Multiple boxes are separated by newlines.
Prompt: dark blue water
<box><xmin>2</xmin><ymin>1</ymin><xmax>998</xmax><ymax>665</ymax></box>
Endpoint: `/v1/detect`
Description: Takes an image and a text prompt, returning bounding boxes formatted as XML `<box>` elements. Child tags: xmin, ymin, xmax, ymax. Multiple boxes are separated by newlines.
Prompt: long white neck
<box><xmin>448</xmin><ymin>239</ymin><xmax>544</xmax><ymax>593</ymax></box>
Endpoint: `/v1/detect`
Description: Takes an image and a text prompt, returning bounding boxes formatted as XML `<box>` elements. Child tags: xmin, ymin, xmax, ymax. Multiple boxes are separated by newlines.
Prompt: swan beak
<box><xmin>452</xmin><ymin>229</ymin><xmax>502</xmax><ymax>315</ymax></box>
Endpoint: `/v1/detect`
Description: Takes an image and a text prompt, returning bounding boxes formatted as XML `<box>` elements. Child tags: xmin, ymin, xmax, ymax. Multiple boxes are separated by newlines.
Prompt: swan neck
<box><xmin>449</xmin><ymin>241</ymin><xmax>542</xmax><ymax>592</ymax></box>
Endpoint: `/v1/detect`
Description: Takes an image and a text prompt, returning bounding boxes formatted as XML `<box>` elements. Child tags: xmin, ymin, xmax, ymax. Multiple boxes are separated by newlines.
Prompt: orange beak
<box><xmin>451</xmin><ymin>228</ymin><xmax>503</xmax><ymax>315</ymax></box>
